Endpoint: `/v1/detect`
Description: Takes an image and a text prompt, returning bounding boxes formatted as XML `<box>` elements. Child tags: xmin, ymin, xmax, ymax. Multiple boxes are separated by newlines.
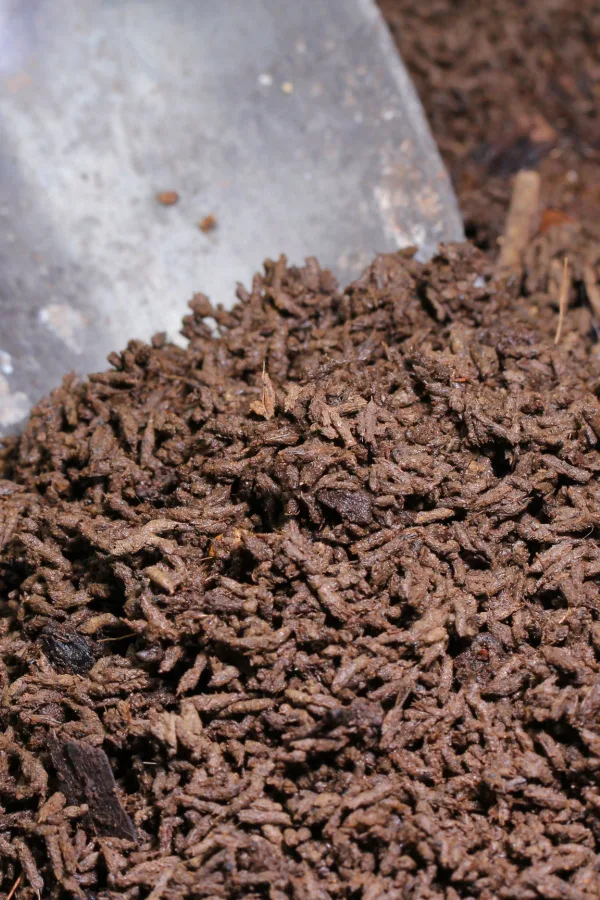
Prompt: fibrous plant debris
<box><xmin>2</xmin><ymin>245</ymin><xmax>600</xmax><ymax>898</ymax></box>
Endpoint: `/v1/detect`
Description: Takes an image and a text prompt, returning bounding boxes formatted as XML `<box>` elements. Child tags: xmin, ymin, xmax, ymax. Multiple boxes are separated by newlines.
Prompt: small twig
<box><xmin>554</xmin><ymin>257</ymin><xmax>570</xmax><ymax>345</ymax></box>
<box><xmin>97</xmin><ymin>632</ymin><xmax>137</xmax><ymax>643</ymax></box>
<box><xmin>496</xmin><ymin>170</ymin><xmax>541</xmax><ymax>278</ymax></box>
<box><xmin>6</xmin><ymin>875</ymin><xmax>22</xmax><ymax>900</ymax></box>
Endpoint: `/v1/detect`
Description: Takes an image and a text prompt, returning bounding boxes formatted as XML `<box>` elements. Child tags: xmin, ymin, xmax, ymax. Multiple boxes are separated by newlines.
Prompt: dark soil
<box><xmin>380</xmin><ymin>0</ymin><xmax>600</xmax><ymax>362</ymax></box>
<box><xmin>2</xmin><ymin>246</ymin><xmax>600</xmax><ymax>898</ymax></box>
<box><xmin>379</xmin><ymin>0</ymin><xmax>600</xmax><ymax>251</ymax></box>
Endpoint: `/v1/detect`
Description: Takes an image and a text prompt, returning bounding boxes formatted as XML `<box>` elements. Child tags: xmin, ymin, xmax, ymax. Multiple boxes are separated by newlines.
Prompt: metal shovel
<box><xmin>0</xmin><ymin>0</ymin><xmax>463</xmax><ymax>434</ymax></box>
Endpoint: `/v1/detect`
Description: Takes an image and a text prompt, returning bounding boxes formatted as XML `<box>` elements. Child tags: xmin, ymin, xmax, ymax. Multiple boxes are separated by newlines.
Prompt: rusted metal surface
<box><xmin>0</xmin><ymin>0</ymin><xmax>463</xmax><ymax>432</ymax></box>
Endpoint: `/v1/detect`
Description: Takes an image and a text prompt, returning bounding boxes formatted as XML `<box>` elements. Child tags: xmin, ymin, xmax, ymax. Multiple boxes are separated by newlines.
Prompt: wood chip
<box><xmin>497</xmin><ymin>169</ymin><xmax>541</xmax><ymax>277</ymax></box>
<box><xmin>49</xmin><ymin>736</ymin><xmax>137</xmax><ymax>841</ymax></box>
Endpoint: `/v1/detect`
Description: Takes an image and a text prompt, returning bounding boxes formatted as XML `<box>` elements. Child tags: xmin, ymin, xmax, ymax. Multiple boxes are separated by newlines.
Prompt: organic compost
<box><xmin>2</xmin><ymin>245</ymin><xmax>600</xmax><ymax>898</ymax></box>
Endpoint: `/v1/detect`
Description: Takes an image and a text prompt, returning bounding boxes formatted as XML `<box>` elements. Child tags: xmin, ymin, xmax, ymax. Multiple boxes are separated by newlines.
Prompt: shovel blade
<box><xmin>0</xmin><ymin>0</ymin><xmax>462</xmax><ymax>432</ymax></box>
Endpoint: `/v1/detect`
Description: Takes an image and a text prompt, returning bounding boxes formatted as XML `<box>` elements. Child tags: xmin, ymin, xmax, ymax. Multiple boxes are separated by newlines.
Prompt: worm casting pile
<box><xmin>1</xmin><ymin>245</ymin><xmax>600</xmax><ymax>898</ymax></box>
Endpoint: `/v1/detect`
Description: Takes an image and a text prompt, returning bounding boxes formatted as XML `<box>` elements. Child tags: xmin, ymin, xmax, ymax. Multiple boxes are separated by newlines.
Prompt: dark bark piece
<box><xmin>48</xmin><ymin>735</ymin><xmax>137</xmax><ymax>841</ymax></box>
<box><xmin>316</xmin><ymin>488</ymin><xmax>374</xmax><ymax>525</ymax></box>
<box><xmin>40</xmin><ymin>623</ymin><xmax>97</xmax><ymax>675</ymax></box>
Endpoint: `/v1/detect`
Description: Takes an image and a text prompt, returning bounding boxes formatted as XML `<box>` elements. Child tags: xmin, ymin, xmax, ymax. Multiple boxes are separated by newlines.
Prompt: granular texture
<box><xmin>2</xmin><ymin>245</ymin><xmax>600</xmax><ymax>899</ymax></box>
